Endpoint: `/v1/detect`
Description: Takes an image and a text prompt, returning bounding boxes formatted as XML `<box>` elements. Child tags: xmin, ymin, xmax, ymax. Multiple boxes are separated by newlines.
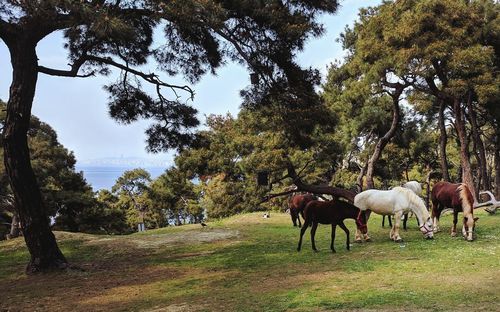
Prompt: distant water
<box><xmin>76</xmin><ymin>166</ymin><xmax>166</xmax><ymax>191</ymax></box>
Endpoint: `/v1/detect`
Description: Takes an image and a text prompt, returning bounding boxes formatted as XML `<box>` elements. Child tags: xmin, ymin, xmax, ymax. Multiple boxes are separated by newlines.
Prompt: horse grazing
<box><xmin>382</xmin><ymin>181</ymin><xmax>423</xmax><ymax>229</ymax></box>
<box><xmin>431</xmin><ymin>181</ymin><xmax>478</xmax><ymax>241</ymax></box>
<box><xmin>288</xmin><ymin>193</ymin><xmax>316</xmax><ymax>227</ymax></box>
<box><xmin>297</xmin><ymin>199</ymin><xmax>368</xmax><ymax>253</ymax></box>
<box><xmin>354</xmin><ymin>187</ymin><xmax>434</xmax><ymax>242</ymax></box>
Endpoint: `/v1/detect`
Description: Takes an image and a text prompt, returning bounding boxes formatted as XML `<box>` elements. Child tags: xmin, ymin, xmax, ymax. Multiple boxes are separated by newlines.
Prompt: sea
<box><xmin>76</xmin><ymin>166</ymin><xmax>166</xmax><ymax>191</ymax></box>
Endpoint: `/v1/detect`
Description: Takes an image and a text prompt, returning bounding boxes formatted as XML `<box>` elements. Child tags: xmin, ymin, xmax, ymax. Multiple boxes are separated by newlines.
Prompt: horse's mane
<box><xmin>457</xmin><ymin>183</ymin><xmax>473</xmax><ymax>216</ymax></box>
<box><xmin>402</xmin><ymin>181</ymin><xmax>422</xmax><ymax>196</ymax></box>
<box><xmin>392</xmin><ymin>186</ymin><xmax>427</xmax><ymax>213</ymax></box>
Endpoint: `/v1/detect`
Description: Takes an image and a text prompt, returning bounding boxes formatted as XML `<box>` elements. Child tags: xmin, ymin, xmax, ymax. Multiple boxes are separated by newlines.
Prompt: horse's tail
<box><xmin>457</xmin><ymin>183</ymin><xmax>473</xmax><ymax>215</ymax></box>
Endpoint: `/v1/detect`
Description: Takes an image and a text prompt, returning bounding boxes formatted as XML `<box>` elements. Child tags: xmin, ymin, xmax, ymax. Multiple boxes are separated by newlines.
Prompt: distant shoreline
<box><xmin>76</xmin><ymin>165</ymin><xmax>166</xmax><ymax>191</ymax></box>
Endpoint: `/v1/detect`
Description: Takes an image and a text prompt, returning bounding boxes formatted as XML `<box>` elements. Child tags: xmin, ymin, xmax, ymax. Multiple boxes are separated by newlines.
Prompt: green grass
<box><xmin>0</xmin><ymin>210</ymin><xmax>499</xmax><ymax>311</ymax></box>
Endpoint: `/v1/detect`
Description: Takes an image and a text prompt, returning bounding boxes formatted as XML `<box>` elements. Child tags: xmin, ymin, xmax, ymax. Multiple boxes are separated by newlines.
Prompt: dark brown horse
<box><xmin>431</xmin><ymin>181</ymin><xmax>478</xmax><ymax>241</ymax></box>
<box><xmin>297</xmin><ymin>199</ymin><xmax>368</xmax><ymax>253</ymax></box>
<box><xmin>288</xmin><ymin>193</ymin><xmax>316</xmax><ymax>227</ymax></box>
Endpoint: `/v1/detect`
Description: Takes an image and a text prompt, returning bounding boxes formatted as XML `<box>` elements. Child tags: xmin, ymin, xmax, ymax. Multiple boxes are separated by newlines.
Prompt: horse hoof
<box><xmin>451</xmin><ymin>232</ymin><xmax>457</xmax><ymax>237</ymax></box>
<box><xmin>331</xmin><ymin>250</ymin><xmax>336</xmax><ymax>253</ymax></box>
<box><xmin>354</xmin><ymin>239</ymin><xmax>362</xmax><ymax>243</ymax></box>
<box><xmin>365</xmin><ymin>238</ymin><xmax>372</xmax><ymax>242</ymax></box>
<box><xmin>313</xmin><ymin>249</ymin><xmax>319</xmax><ymax>253</ymax></box>
<box><xmin>394</xmin><ymin>238</ymin><xmax>402</xmax><ymax>243</ymax></box>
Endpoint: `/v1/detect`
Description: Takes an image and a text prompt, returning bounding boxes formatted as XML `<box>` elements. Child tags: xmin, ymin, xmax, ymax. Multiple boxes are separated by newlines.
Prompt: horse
<box><xmin>431</xmin><ymin>181</ymin><xmax>478</xmax><ymax>241</ymax></box>
<box><xmin>288</xmin><ymin>193</ymin><xmax>316</xmax><ymax>227</ymax></box>
<box><xmin>354</xmin><ymin>187</ymin><xmax>434</xmax><ymax>242</ymax></box>
<box><xmin>382</xmin><ymin>181</ymin><xmax>423</xmax><ymax>229</ymax></box>
<box><xmin>297</xmin><ymin>199</ymin><xmax>368</xmax><ymax>253</ymax></box>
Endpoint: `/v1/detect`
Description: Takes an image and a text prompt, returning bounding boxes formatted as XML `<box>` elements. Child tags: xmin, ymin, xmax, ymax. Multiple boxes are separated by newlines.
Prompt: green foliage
<box><xmin>0</xmin><ymin>100</ymin><xmax>98</xmax><ymax>234</ymax></box>
<box><xmin>2</xmin><ymin>0</ymin><xmax>340</xmax><ymax>151</ymax></box>
<box><xmin>322</xmin><ymin>0</ymin><xmax>499</xmax><ymax>189</ymax></box>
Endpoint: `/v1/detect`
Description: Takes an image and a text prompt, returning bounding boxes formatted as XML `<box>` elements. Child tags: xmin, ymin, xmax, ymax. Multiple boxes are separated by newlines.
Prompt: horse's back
<box><xmin>304</xmin><ymin>200</ymin><xmax>356</xmax><ymax>224</ymax></box>
<box><xmin>432</xmin><ymin>181</ymin><xmax>461</xmax><ymax>209</ymax></box>
<box><xmin>354</xmin><ymin>189</ymin><xmax>397</xmax><ymax>214</ymax></box>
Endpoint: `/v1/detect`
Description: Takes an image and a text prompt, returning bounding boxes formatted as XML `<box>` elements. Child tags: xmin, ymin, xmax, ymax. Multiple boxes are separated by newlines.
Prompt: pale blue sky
<box><xmin>0</xmin><ymin>0</ymin><xmax>381</xmax><ymax>166</ymax></box>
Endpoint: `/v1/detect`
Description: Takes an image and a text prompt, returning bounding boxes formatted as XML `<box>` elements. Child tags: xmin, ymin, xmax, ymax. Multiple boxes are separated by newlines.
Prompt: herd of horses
<box><xmin>290</xmin><ymin>181</ymin><xmax>478</xmax><ymax>252</ymax></box>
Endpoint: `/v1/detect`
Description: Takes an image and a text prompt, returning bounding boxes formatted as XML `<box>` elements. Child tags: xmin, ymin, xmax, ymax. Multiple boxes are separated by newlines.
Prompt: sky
<box><xmin>0</xmin><ymin>0</ymin><xmax>382</xmax><ymax>167</ymax></box>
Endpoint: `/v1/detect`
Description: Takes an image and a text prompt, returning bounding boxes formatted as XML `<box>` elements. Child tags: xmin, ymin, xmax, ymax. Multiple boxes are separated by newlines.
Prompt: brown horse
<box><xmin>431</xmin><ymin>181</ymin><xmax>478</xmax><ymax>241</ymax></box>
<box><xmin>297</xmin><ymin>199</ymin><xmax>368</xmax><ymax>253</ymax></box>
<box><xmin>288</xmin><ymin>193</ymin><xmax>316</xmax><ymax>227</ymax></box>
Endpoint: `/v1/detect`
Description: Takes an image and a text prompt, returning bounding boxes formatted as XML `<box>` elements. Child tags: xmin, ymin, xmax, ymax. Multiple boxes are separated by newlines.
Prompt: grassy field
<box><xmin>0</xmin><ymin>210</ymin><xmax>499</xmax><ymax>312</ymax></box>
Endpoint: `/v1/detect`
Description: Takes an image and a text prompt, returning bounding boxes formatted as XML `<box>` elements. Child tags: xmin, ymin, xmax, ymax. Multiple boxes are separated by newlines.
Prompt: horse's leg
<box><xmin>451</xmin><ymin>209</ymin><xmax>458</xmax><ymax>237</ymax></box>
<box><xmin>338</xmin><ymin>221</ymin><xmax>350</xmax><ymax>251</ymax></box>
<box><xmin>431</xmin><ymin>201</ymin><xmax>441</xmax><ymax>232</ymax></box>
<box><xmin>363</xmin><ymin>210</ymin><xmax>372</xmax><ymax>242</ymax></box>
<box><xmin>392</xmin><ymin>211</ymin><xmax>403</xmax><ymax>242</ymax></box>
<box><xmin>297</xmin><ymin>219</ymin><xmax>310</xmax><ymax>251</ymax></box>
<box><xmin>297</xmin><ymin>213</ymin><xmax>302</xmax><ymax>228</ymax></box>
<box><xmin>403</xmin><ymin>213</ymin><xmax>408</xmax><ymax>231</ymax></box>
<box><xmin>355</xmin><ymin>227</ymin><xmax>362</xmax><ymax>243</ymax></box>
<box><xmin>388</xmin><ymin>214</ymin><xmax>393</xmax><ymax>228</ymax></box>
<box><xmin>311</xmin><ymin>221</ymin><xmax>319</xmax><ymax>252</ymax></box>
<box><xmin>291</xmin><ymin>212</ymin><xmax>297</xmax><ymax>227</ymax></box>
<box><xmin>382</xmin><ymin>215</ymin><xmax>386</xmax><ymax>227</ymax></box>
<box><xmin>331</xmin><ymin>224</ymin><xmax>337</xmax><ymax>253</ymax></box>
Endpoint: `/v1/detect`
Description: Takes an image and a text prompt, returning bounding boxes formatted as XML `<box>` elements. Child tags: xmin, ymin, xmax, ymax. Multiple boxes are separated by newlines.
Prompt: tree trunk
<box><xmin>3</xmin><ymin>38</ymin><xmax>67</xmax><ymax>273</ymax></box>
<box><xmin>425</xmin><ymin>168</ymin><xmax>433</xmax><ymax>210</ymax></box>
<box><xmin>365</xmin><ymin>88</ymin><xmax>403</xmax><ymax>189</ymax></box>
<box><xmin>8</xmin><ymin>213</ymin><xmax>21</xmax><ymax>239</ymax></box>
<box><xmin>467</xmin><ymin>96</ymin><xmax>489</xmax><ymax>192</ymax></box>
<box><xmin>495</xmin><ymin>130</ymin><xmax>500</xmax><ymax>199</ymax></box>
<box><xmin>452</xmin><ymin>98</ymin><xmax>476</xmax><ymax>201</ymax></box>
<box><xmin>438</xmin><ymin>100</ymin><xmax>451</xmax><ymax>181</ymax></box>
<box><xmin>356</xmin><ymin>160</ymin><xmax>368</xmax><ymax>192</ymax></box>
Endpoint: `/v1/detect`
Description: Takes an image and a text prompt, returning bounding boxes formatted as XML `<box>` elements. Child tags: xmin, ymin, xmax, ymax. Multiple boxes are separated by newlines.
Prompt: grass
<box><xmin>0</xmin><ymin>210</ymin><xmax>499</xmax><ymax>311</ymax></box>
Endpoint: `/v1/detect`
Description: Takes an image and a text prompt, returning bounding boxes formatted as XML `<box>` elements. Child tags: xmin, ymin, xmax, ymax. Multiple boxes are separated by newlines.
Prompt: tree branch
<box><xmin>286</xmin><ymin>162</ymin><xmax>357</xmax><ymax>203</ymax></box>
<box><xmin>260</xmin><ymin>189</ymin><xmax>297</xmax><ymax>204</ymax></box>
<box><xmin>37</xmin><ymin>56</ymin><xmax>95</xmax><ymax>78</ymax></box>
<box><xmin>86</xmin><ymin>55</ymin><xmax>195</xmax><ymax>99</ymax></box>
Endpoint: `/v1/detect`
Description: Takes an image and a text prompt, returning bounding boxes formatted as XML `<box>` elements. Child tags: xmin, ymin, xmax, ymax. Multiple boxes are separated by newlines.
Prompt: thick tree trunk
<box><xmin>365</xmin><ymin>88</ymin><xmax>403</xmax><ymax>189</ymax></box>
<box><xmin>467</xmin><ymin>97</ymin><xmax>489</xmax><ymax>192</ymax></box>
<box><xmin>3</xmin><ymin>39</ymin><xmax>67</xmax><ymax>273</ymax></box>
<box><xmin>452</xmin><ymin>98</ymin><xmax>476</xmax><ymax>201</ymax></box>
<box><xmin>438</xmin><ymin>100</ymin><xmax>451</xmax><ymax>181</ymax></box>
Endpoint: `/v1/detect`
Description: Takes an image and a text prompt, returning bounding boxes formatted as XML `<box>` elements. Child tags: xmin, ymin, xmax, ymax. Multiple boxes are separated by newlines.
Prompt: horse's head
<box><xmin>462</xmin><ymin>216</ymin><xmax>478</xmax><ymax>241</ymax></box>
<box><xmin>419</xmin><ymin>217</ymin><xmax>434</xmax><ymax>239</ymax></box>
<box><xmin>355</xmin><ymin>210</ymin><xmax>368</xmax><ymax>234</ymax></box>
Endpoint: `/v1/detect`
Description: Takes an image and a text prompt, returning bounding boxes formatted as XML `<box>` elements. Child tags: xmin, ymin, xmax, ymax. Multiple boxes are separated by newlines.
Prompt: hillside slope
<box><xmin>1</xmin><ymin>211</ymin><xmax>499</xmax><ymax>311</ymax></box>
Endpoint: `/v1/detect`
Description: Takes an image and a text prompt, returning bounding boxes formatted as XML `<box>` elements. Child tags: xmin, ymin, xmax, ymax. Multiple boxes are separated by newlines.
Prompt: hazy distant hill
<box><xmin>78</xmin><ymin>157</ymin><xmax>171</xmax><ymax>168</ymax></box>
<box><xmin>76</xmin><ymin>157</ymin><xmax>169</xmax><ymax>190</ymax></box>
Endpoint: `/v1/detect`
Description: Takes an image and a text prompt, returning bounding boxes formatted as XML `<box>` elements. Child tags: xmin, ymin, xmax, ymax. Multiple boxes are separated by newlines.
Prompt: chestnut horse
<box><xmin>288</xmin><ymin>193</ymin><xmax>317</xmax><ymax>227</ymax></box>
<box><xmin>297</xmin><ymin>199</ymin><xmax>368</xmax><ymax>253</ymax></box>
<box><xmin>431</xmin><ymin>181</ymin><xmax>478</xmax><ymax>241</ymax></box>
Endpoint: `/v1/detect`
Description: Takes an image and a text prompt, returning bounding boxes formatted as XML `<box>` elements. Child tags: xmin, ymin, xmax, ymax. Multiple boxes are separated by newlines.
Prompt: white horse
<box><xmin>354</xmin><ymin>187</ymin><xmax>434</xmax><ymax>242</ymax></box>
<box><xmin>382</xmin><ymin>181</ymin><xmax>423</xmax><ymax>228</ymax></box>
